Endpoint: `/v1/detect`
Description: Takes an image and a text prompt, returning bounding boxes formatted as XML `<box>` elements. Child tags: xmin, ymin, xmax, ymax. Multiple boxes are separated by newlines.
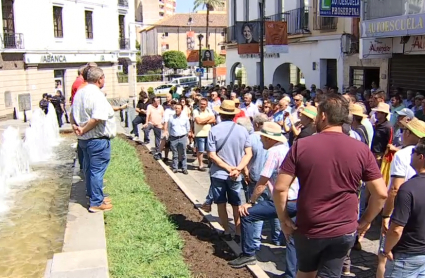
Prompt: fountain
<box><xmin>0</xmin><ymin>104</ymin><xmax>73</xmax><ymax>277</ymax></box>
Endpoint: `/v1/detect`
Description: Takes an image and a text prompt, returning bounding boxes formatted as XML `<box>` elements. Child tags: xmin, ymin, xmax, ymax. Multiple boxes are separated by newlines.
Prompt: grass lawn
<box><xmin>104</xmin><ymin>137</ymin><xmax>190</xmax><ymax>278</ymax></box>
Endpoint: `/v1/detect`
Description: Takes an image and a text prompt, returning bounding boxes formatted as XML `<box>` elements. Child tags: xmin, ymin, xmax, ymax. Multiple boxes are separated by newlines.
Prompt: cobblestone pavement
<box><xmin>118</xmin><ymin>119</ymin><xmax>380</xmax><ymax>277</ymax></box>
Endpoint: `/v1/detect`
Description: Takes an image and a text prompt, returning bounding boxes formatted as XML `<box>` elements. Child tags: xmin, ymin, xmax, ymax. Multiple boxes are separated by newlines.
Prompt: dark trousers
<box><xmin>63</xmin><ymin>107</ymin><xmax>70</xmax><ymax>123</ymax></box>
<box><xmin>55</xmin><ymin>110</ymin><xmax>63</xmax><ymax>127</ymax></box>
<box><xmin>132</xmin><ymin>115</ymin><xmax>148</xmax><ymax>141</ymax></box>
<box><xmin>144</xmin><ymin>124</ymin><xmax>161</xmax><ymax>153</ymax></box>
<box><xmin>77</xmin><ymin>143</ymin><xmax>84</xmax><ymax>170</ymax></box>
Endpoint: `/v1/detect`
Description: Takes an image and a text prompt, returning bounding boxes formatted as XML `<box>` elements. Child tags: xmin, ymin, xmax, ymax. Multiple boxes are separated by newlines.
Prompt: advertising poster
<box><xmin>187</xmin><ymin>50</ymin><xmax>199</xmax><ymax>67</ymax></box>
<box><xmin>265</xmin><ymin>21</ymin><xmax>288</xmax><ymax>53</ymax></box>
<box><xmin>236</xmin><ymin>21</ymin><xmax>260</xmax><ymax>54</ymax></box>
<box><xmin>201</xmin><ymin>49</ymin><xmax>215</xmax><ymax>67</ymax></box>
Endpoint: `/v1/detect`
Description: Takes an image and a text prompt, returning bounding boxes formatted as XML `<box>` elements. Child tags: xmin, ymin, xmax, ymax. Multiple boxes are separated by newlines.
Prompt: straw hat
<box><xmin>372</xmin><ymin>102</ymin><xmax>390</xmax><ymax>114</ymax></box>
<box><xmin>300</xmin><ymin>106</ymin><xmax>317</xmax><ymax>120</ymax></box>
<box><xmin>255</xmin><ymin>122</ymin><xmax>287</xmax><ymax>143</ymax></box>
<box><xmin>350</xmin><ymin>103</ymin><xmax>367</xmax><ymax>117</ymax></box>
<box><xmin>213</xmin><ymin>100</ymin><xmax>240</xmax><ymax>115</ymax></box>
<box><xmin>233</xmin><ymin>98</ymin><xmax>240</xmax><ymax>104</ymax></box>
<box><xmin>401</xmin><ymin>117</ymin><xmax>425</xmax><ymax>138</ymax></box>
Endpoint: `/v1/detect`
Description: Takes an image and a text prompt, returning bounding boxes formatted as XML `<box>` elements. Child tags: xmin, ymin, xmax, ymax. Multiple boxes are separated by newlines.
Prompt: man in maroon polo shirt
<box><xmin>273</xmin><ymin>93</ymin><xmax>388</xmax><ymax>278</ymax></box>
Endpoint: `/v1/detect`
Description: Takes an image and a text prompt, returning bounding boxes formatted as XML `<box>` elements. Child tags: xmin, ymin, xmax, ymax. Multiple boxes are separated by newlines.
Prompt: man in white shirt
<box><xmin>71</xmin><ymin>67</ymin><xmax>115</xmax><ymax>213</ymax></box>
<box><xmin>241</xmin><ymin>93</ymin><xmax>259</xmax><ymax>120</ymax></box>
<box><xmin>377</xmin><ymin>117</ymin><xmax>425</xmax><ymax>278</ymax></box>
<box><xmin>168</xmin><ymin>104</ymin><xmax>190</xmax><ymax>174</ymax></box>
<box><xmin>154</xmin><ymin>100</ymin><xmax>176</xmax><ymax>161</ymax></box>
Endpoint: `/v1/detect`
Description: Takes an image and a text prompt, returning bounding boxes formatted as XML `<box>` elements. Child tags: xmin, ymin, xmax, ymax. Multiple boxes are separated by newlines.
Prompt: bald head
<box><xmin>279</xmin><ymin>98</ymin><xmax>289</xmax><ymax>111</ymax></box>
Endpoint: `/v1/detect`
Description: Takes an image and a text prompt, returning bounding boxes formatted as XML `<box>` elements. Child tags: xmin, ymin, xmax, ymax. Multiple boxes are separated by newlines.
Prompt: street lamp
<box><xmin>162</xmin><ymin>61</ymin><xmax>165</xmax><ymax>82</ymax></box>
<box><xmin>197</xmin><ymin>34</ymin><xmax>204</xmax><ymax>89</ymax></box>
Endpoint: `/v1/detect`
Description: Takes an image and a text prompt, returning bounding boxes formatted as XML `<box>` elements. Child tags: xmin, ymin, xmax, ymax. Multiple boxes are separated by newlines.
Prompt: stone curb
<box><xmin>139</xmin><ymin>142</ymin><xmax>269</xmax><ymax>278</ymax></box>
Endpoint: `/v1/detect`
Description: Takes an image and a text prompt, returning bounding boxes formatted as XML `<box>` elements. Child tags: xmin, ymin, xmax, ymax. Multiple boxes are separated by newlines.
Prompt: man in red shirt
<box><xmin>233</xmin><ymin>98</ymin><xmax>246</xmax><ymax>123</ymax></box>
<box><xmin>274</xmin><ymin>93</ymin><xmax>388</xmax><ymax>278</ymax></box>
<box><xmin>70</xmin><ymin>65</ymin><xmax>86</xmax><ymax>105</ymax></box>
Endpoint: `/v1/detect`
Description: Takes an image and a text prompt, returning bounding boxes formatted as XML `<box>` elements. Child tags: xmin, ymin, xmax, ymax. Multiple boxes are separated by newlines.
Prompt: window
<box><xmin>118</xmin><ymin>15</ymin><xmax>125</xmax><ymax>39</ymax></box>
<box><xmin>85</xmin><ymin>11</ymin><xmax>93</xmax><ymax>39</ymax></box>
<box><xmin>166</xmin><ymin>44</ymin><xmax>169</xmax><ymax>50</ymax></box>
<box><xmin>4</xmin><ymin>91</ymin><xmax>12</xmax><ymax>108</ymax></box>
<box><xmin>2</xmin><ymin>0</ymin><xmax>14</xmax><ymax>34</ymax></box>
<box><xmin>53</xmin><ymin>6</ymin><xmax>63</xmax><ymax>38</ymax></box>
<box><xmin>164</xmin><ymin>32</ymin><xmax>168</xmax><ymax>37</ymax></box>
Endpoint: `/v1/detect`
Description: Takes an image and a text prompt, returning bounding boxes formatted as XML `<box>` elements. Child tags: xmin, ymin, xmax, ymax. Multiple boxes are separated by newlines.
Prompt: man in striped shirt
<box><xmin>71</xmin><ymin>67</ymin><xmax>116</xmax><ymax>213</ymax></box>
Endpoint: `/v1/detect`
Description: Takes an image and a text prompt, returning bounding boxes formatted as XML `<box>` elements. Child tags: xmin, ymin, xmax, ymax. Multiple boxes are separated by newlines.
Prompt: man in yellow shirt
<box><xmin>193</xmin><ymin>98</ymin><xmax>215</xmax><ymax>171</ymax></box>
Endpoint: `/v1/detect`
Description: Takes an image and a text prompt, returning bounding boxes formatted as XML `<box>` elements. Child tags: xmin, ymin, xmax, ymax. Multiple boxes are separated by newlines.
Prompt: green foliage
<box><xmin>137</xmin><ymin>70</ymin><xmax>162</xmax><ymax>82</ymax></box>
<box><xmin>117</xmin><ymin>72</ymin><xmax>128</xmax><ymax>83</ymax></box>
<box><xmin>193</xmin><ymin>0</ymin><xmax>225</xmax><ymax>11</ymax></box>
<box><xmin>214</xmin><ymin>51</ymin><xmax>225</xmax><ymax>66</ymax></box>
<box><xmin>105</xmin><ymin>138</ymin><xmax>190</xmax><ymax>278</ymax></box>
<box><xmin>136</xmin><ymin>40</ymin><xmax>141</xmax><ymax>56</ymax></box>
<box><xmin>162</xmin><ymin>51</ymin><xmax>187</xmax><ymax>71</ymax></box>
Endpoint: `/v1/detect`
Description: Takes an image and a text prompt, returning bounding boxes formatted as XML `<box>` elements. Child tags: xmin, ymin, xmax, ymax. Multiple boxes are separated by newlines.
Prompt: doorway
<box><xmin>350</xmin><ymin>67</ymin><xmax>380</xmax><ymax>90</ymax></box>
<box><xmin>54</xmin><ymin>69</ymin><xmax>65</xmax><ymax>99</ymax></box>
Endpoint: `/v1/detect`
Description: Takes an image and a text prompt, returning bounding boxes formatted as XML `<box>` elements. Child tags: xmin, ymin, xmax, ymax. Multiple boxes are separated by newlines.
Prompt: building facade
<box><xmin>0</xmin><ymin>0</ymin><xmax>138</xmax><ymax>120</ymax></box>
<box><xmin>225</xmin><ymin>0</ymin><xmax>357</xmax><ymax>92</ymax></box>
<box><xmin>140</xmin><ymin>13</ymin><xmax>227</xmax><ymax>56</ymax></box>
<box><xmin>359</xmin><ymin>0</ymin><xmax>425</xmax><ymax>93</ymax></box>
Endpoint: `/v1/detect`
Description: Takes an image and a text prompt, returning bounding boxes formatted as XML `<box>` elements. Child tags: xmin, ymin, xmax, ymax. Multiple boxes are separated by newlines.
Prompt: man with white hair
<box><xmin>241</xmin><ymin>93</ymin><xmax>259</xmax><ymax>120</ymax></box>
<box><xmin>71</xmin><ymin>67</ymin><xmax>115</xmax><ymax>213</ymax></box>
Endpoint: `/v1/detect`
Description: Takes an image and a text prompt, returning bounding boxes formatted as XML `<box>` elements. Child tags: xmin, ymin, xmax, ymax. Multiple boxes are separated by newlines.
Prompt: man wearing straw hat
<box><xmin>371</xmin><ymin>102</ymin><xmax>393</xmax><ymax>166</ymax></box>
<box><xmin>207</xmin><ymin>100</ymin><xmax>252</xmax><ymax>241</ymax></box>
<box><xmin>350</xmin><ymin>103</ymin><xmax>370</xmax><ymax>146</ymax></box>
<box><xmin>229</xmin><ymin>122</ymin><xmax>298</xmax><ymax>278</ymax></box>
<box><xmin>377</xmin><ymin>117</ymin><xmax>425</xmax><ymax>278</ymax></box>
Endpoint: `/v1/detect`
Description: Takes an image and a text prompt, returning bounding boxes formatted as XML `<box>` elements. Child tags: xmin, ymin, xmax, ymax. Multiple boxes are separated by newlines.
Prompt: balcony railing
<box><xmin>119</xmin><ymin>38</ymin><xmax>130</xmax><ymax>50</ymax></box>
<box><xmin>118</xmin><ymin>0</ymin><xmax>128</xmax><ymax>7</ymax></box>
<box><xmin>313</xmin><ymin>16</ymin><xmax>338</xmax><ymax>31</ymax></box>
<box><xmin>224</xmin><ymin>7</ymin><xmax>310</xmax><ymax>43</ymax></box>
<box><xmin>2</xmin><ymin>33</ymin><xmax>24</xmax><ymax>49</ymax></box>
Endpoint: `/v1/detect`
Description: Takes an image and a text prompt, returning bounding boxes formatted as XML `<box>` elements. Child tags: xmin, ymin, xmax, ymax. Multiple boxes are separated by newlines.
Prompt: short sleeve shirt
<box><xmin>389</xmin><ymin>145</ymin><xmax>416</xmax><ymax>188</ymax></box>
<box><xmin>280</xmin><ymin>132</ymin><xmax>382</xmax><ymax>238</ymax></box>
<box><xmin>193</xmin><ymin>107</ymin><xmax>214</xmax><ymax>137</ymax></box>
<box><xmin>391</xmin><ymin>174</ymin><xmax>425</xmax><ymax>255</ymax></box>
<box><xmin>207</xmin><ymin>121</ymin><xmax>251</xmax><ymax>181</ymax></box>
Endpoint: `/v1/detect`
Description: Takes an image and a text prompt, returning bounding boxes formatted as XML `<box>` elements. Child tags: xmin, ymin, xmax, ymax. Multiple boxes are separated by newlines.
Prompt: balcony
<box><xmin>313</xmin><ymin>16</ymin><xmax>338</xmax><ymax>31</ymax></box>
<box><xmin>118</xmin><ymin>0</ymin><xmax>128</xmax><ymax>7</ymax></box>
<box><xmin>364</xmin><ymin>0</ymin><xmax>423</xmax><ymax>20</ymax></box>
<box><xmin>2</xmin><ymin>33</ymin><xmax>24</xmax><ymax>49</ymax></box>
<box><xmin>224</xmin><ymin>7</ymin><xmax>310</xmax><ymax>43</ymax></box>
<box><xmin>119</xmin><ymin>38</ymin><xmax>130</xmax><ymax>50</ymax></box>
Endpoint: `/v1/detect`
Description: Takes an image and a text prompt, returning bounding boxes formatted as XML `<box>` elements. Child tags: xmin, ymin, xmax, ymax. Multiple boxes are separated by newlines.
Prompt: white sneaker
<box><xmin>132</xmin><ymin>136</ymin><xmax>139</xmax><ymax>141</ymax></box>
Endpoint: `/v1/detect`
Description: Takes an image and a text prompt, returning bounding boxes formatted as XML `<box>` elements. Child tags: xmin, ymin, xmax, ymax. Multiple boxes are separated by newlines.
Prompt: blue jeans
<box><xmin>359</xmin><ymin>182</ymin><xmax>367</xmax><ymax>218</ymax></box>
<box><xmin>77</xmin><ymin>143</ymin><xmax>84</xmax><ymax>170</ymax></box>
<box><xmin>143</xmin><ymin>124</ymin><xmax>161</xmax><ymax>153</ymax></box>
<box><xmin>385</xmin><ymin>253</ymin><xmax>425</xmax><ymax>278</ymax></box>
<box><xmin>205</xmin><ymin>183</ymin><xmax>214</xmax><ymax>205</ymax></box>
<box><xmin>170</xmin><ymin>135</ymin><xmax>188</xmax><ymax>170</ymax></box>
<box><xmin>241</xmin><ymin>199</ymin><xmax>297</xmax><ymax>278</ymax></box>
<box><xmin>246</xmin><ymin>180</ymin><xmax>281</xmax><ymax>245</ymax></box>
<box><xmin>78</xmin><ymin>138</ymin><xmax>111</xmax><ymax>207</ymax></box>
<box><xmin>211</xmin><ymin>177</ymin><xmax>242</xmax><ymax>206</ymax></box>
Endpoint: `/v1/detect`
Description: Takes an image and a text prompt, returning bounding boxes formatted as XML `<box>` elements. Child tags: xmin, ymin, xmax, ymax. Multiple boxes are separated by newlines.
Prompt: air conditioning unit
<box><xmin>117</xmin><ymin>65</ymin><xmax>123</xmax><ymax>72</ymax></box>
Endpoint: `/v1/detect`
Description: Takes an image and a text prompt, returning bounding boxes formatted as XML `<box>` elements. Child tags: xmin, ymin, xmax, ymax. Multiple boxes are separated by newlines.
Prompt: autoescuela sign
<box><xmin>319</xmin><ymin>0</ymin><xmax>360</xmax><ymax>18</ymax></box>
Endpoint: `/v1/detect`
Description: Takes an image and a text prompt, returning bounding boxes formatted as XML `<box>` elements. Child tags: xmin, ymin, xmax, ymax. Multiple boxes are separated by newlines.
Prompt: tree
<box><xmin>193</xmin><ymin>0</ymin><xmax>225</xmax><ymax>49</ymax></box>
<box><xmin>162</xmin><ymin>51</ymin><xmax>187</xmax><ymax>73</ymax></box>
<box><xmin>214</xmin><ymin>51</ymin><xmax>225</xmax><ymax>66</ymax></box>
<box><xmin>137</xmin><ymin>55</ymin><xmax>163</xmax><ymax>75</ymax></box>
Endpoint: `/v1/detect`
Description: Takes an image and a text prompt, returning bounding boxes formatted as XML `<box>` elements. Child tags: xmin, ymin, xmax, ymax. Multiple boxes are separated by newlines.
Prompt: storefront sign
<box><xmin>265</xmin><ymin>21</ymin><xmax>289</xmax><ymax>53</ymax></box>
<box><xmin>24</xmin><ymin>53</ymin><xmax>118</xmax><ymax>64</ymax></box>
<box><xmin>392</xmin><ymin>35</ymin><xmax>425</xmax><ymax>54</ymax></box>
<box><xmin>360</xmin><ymin>38</ymin><xmax>393</xmax><ymax>59</ymax></box>
<box><xmin>319</xmin><ymin>0</ymin><xmax>360</xmax><ymax>18</ymax></box>
<box><xmin>239</xmin><ymin>53</ymin><xmax>280</xmax><ymax>58</ymax></box>
<box><xmin>361</xmin><ymin>13</ymin><xmax>425</xmax><ymax>38</ymax></box>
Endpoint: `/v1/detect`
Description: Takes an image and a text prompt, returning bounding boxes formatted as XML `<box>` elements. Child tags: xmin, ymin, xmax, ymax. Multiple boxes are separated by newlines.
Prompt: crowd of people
<box><xmin>128</xmin><ymin>82</ymin><xmax>425</xmax><ymax>278</ymax></box>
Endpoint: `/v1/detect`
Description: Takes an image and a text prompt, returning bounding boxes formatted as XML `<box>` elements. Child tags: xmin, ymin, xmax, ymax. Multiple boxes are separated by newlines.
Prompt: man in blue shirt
<box><xmin>208</xmin><ymin>100</ymin><xmax>252</xmax><ymax>241</ymax></box>
<box><xmin>168</xmin><ymin>104</ymin><xmax>190</xmax><ymax>174</ymax></box>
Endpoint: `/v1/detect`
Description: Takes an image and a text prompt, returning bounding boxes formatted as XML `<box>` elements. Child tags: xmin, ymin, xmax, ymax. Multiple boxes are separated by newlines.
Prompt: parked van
<box><xmin>170</xmin><ymin>76</ymin><xmax>198</xmax><ymax>88</ymax></box>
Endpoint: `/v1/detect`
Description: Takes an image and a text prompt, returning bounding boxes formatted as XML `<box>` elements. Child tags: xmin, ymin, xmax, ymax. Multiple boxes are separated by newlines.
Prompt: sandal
<box><xmin>200</xmin><ymin>202</ymin><xmax>212</xmax><ymax>213</ymax></box>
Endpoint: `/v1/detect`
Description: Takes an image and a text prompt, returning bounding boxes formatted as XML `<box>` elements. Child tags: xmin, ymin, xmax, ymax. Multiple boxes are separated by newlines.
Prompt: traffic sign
<box><xmin>195</xmin><ymin>68</ymin><xmax>205</xmax><ymax>77</ymax></box>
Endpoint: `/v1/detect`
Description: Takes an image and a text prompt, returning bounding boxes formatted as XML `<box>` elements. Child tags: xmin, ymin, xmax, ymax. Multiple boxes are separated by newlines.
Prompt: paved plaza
<box><xmin>117</xmin><ymin>118</ymin><xmax>381</xmax><ymax>278</ymax></box>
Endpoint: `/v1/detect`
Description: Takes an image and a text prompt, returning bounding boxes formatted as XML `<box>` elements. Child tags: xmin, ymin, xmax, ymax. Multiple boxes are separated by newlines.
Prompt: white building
<box><xmin>0</xmin><ymin>0</ymin><xmax>138</xmax><ymax>119</ymax></box>
<box><xmin>225</xmin><ymin>0</ymin><xmax>357</xmax><ymax>92</ymax></box>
